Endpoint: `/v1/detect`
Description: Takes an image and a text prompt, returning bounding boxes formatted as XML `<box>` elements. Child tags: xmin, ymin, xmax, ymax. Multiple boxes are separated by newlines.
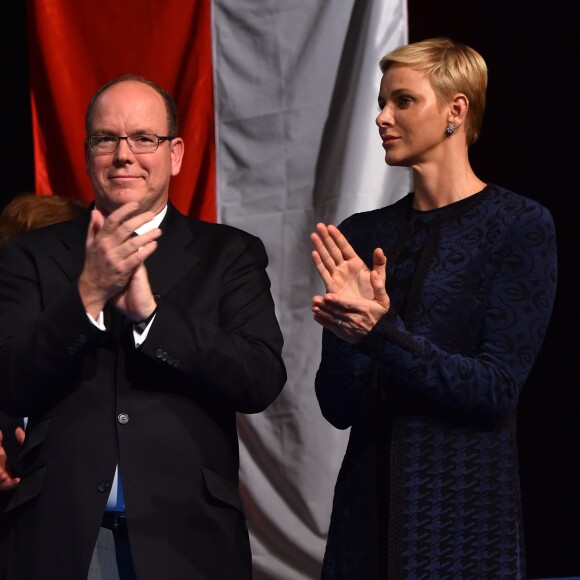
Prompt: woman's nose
<box><xmin>376</xmin><ymin>106</ymin><xmax>392</xmax><ymax>127</ymax></box>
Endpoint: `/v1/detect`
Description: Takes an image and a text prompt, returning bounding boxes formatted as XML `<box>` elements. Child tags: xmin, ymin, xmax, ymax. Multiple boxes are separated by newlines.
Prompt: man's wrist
<box><xmin>135</xmin><ymin>306</ymin><xmax>157</xmax><ymax>327</ymax></box>
<box><xmin>134</xmin><ymin>296</ymin><xmax>160</xmax><ymax>333</ymax></box>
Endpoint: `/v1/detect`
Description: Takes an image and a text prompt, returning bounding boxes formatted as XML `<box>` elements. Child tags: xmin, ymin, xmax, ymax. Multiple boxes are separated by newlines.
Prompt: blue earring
<box><xmin>446</xmin><ymin>123</ymin><xmax>456</xmax><ymax>135</ymax></box>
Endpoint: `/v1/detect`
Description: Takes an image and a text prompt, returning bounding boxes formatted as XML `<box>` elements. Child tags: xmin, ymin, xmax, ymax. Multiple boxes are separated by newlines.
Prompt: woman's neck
<box><xmin>411</xmin><ymin>163</ymin><xmax>486</xmax><ymax>210</ymax></box>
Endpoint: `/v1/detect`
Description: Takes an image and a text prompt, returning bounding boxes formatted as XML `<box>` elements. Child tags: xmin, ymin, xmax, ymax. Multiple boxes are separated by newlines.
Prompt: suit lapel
<box><xmin>145</xmin><ymin>203</ymin><xmax>200</xmax><ymax>297</ymax></box>
<box><xmin>50</xmin><ymin>210</ymin><xmax>91</xmax><ymax>283</ymax></box>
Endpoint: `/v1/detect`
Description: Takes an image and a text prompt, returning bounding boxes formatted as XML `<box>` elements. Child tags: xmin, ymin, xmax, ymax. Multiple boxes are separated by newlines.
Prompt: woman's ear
<box><xmin>448</xmin><ymin>93</ymin><xmax>469</xmax><ymax>128</ymax></box>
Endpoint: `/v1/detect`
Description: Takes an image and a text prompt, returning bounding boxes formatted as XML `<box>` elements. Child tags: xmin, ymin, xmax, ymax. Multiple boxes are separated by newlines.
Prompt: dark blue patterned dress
<box><xmin>316</xmin><ymin>185</ymin><xmax>557</xmax><ymax>579</ymax></box>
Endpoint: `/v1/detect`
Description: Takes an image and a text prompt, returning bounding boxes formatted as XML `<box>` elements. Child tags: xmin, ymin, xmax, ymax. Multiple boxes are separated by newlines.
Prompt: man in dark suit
<box><xmin>0</xmin><ymin>74</ymin><xmax>286</xmax><ymax>579</ymax></box>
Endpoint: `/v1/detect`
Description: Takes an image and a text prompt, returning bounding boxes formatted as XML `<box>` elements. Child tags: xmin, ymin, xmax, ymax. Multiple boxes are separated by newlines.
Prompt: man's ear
<box><xmin>169</xmin><ymin>137</ymin><xmax>185</xmax><ymax>177</ymax></box>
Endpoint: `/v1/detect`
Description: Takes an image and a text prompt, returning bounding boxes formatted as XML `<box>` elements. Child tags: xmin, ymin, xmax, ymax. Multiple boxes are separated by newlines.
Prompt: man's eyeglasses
<box><xmin>87</xmin><ymin>134</ymin><xmax>173</xmax><ymax>155</ymax></box>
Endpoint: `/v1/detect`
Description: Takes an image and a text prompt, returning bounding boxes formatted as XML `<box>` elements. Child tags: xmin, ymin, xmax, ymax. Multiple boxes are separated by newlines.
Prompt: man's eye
<box><xmin>96</xmin><ymin>136</ymin><xmax>117</xmax><ymax>144</ymax></box>
<box><xmin>134</xmin><ymin>135</ymin><xmax>155</xmax><ymax>144</ymax></box>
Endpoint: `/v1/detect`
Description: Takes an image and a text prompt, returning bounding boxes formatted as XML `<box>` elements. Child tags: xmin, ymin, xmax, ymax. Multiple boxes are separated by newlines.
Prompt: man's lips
<box><xmin>109</xmin><ymin>174</ymin><xmax>142</xmax><ymax>180</ymax></box>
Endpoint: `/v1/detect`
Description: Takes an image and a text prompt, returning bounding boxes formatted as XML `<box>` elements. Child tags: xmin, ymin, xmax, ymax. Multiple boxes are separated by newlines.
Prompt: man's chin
<box><xmin>102</xmin><ymin>189</ymin><xmax>143</xmax><ymax>204</ymax></box>
<box><xmin>94</xmin><ymin>191</ymin><xmax>139</xmax><ymax>214</ymax></box>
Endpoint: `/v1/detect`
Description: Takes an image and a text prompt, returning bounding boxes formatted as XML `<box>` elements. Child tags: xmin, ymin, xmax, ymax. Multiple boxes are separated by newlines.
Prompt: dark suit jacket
<box><xmin>0</xmin><ymin>202</ymin><xmax>286</xmax><ymax>580</ymax></box>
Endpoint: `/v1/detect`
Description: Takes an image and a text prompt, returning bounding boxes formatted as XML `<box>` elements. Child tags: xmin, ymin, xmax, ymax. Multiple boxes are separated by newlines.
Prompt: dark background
<box><xmin>2</xmin><ymin>2</ymin><xmax>578</xmax><ymax>576</ymax></box>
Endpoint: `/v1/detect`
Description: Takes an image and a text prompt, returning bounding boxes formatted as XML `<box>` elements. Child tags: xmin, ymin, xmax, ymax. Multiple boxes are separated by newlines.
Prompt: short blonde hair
<box><xmin>379</xmin><ymin>37</ymin><xmax>487</xmax><ymax>146</ymax></box>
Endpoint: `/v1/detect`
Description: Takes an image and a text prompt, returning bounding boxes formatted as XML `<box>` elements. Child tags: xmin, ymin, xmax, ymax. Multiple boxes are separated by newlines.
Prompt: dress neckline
<box><xmin>408</xmin><ymin>185</ymin><xmax>489</xmax><ymax>215</ymax></box>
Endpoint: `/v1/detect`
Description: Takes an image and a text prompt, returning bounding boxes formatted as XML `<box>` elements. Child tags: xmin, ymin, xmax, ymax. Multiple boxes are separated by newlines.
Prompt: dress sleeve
<box><xmin>315</xmin><ymin>200</ymin><xmax>557</xmax><ymax>427</ymax></box>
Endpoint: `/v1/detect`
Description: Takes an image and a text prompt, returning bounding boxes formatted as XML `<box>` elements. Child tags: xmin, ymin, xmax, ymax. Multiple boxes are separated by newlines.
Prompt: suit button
<box><xmin>117</xmin><ymin>413</ymin><xmax>129</xmax><ymax>424</ymax></box>
<box><xmin>97</xmin><ymin>481</ymin><xmax>110</xmax><ymax>493</ymax></box>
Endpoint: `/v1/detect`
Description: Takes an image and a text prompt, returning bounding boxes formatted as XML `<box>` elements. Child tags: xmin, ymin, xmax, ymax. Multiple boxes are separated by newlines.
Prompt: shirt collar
<box><xmin>134</xmin><ymin>205</ymin><xmax>167</xmax><ymax>235</ymax></box>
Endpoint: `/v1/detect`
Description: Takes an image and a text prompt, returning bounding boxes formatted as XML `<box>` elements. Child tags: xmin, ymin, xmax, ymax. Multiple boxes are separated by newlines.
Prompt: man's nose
<box><xmin>114</xmin><ymin>137</ymin><xmax>135</xmax><ymax>158</ymax></box>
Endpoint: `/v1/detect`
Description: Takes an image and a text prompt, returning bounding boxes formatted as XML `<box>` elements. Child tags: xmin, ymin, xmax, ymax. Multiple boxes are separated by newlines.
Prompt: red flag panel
<box><xmin>27</xmin><ymin>0</ymin><xmax>215</xmax><ymax>220</ymax></box>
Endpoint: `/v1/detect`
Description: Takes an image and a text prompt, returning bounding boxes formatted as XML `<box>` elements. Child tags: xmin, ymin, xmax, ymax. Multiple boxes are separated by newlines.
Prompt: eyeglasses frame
<box><xmin>86</xmin><ymin>134</ymin><xmax>174</xmax><ymax>155</ymax></box>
